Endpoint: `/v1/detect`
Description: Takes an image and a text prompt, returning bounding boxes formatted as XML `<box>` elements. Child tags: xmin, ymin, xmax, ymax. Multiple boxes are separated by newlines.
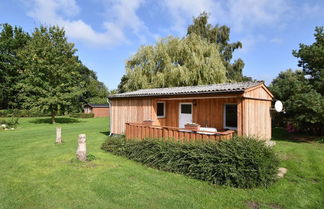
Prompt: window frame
<box><xmin>223</xmin><ymin>103</ymin><xmax>238</xmax><ymax>130</ymax></box>
<box><xmin>157</xmin><ymin>101</ymin><xmax>166</xmax><ymax>118</ymax></box>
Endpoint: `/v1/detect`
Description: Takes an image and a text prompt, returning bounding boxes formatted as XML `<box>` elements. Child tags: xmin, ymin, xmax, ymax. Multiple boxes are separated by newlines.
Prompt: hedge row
<box><xmin>101</xmin><ymin>136</ymin><xmax>279</xmax><ymax>188</ymax></box>
<box><xmin>70</xmin><ymin>113</ymin><xmax>94</xmax><ymax>118</ymax></box>
<box><xmin>0</xmin><ymin>109</ymin><xmax>51</xmax><ymax>117</ymax></box>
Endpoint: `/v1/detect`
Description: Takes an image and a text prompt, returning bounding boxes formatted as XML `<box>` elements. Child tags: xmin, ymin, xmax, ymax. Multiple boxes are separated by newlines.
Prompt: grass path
<box><xmin>0</xmin><ymin>117</ymin><xmax>323</xmax><ymax>209</ymax></box>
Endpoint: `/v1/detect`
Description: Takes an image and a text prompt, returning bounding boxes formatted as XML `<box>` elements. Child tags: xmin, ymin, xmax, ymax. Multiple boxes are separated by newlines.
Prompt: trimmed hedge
<box><xmin>70</xmin><ymin>113</ymin><xmax>94</xmax><ymax>118</ymax></box>
<box><xmin>0</xmin><ymin>109</ymin><xmax>50</xmax><ymax>117</ymax></box>
<box><xmin>101</xmin><ymin>136</ymin><xmax>279</xmax><ymax>188</ymax></box>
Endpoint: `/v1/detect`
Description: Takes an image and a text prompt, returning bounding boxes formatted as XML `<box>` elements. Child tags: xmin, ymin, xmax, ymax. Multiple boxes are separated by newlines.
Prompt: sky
<box><xmin>1</xmin><ymin>0</ymin><xmax>323</xmax><ymax>90</ymax></box>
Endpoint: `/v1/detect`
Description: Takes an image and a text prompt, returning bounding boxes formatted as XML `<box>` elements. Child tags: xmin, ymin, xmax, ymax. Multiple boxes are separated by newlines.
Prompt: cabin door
<box><xmin>179</xmin><ymin>103</ymin><xmax>193</xmax><ymax>128</ymax></box>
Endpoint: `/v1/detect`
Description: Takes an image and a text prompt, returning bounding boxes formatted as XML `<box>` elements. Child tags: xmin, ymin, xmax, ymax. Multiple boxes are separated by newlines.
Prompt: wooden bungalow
<box><xmin>84</xmin><ymin>104</ymin><xmax>110</xmax><ymax>117</ymax></box>
<box><xmin>108</xmin><ymin>81</ymin><xmax>274</xmax><ymax>140</ymax></box>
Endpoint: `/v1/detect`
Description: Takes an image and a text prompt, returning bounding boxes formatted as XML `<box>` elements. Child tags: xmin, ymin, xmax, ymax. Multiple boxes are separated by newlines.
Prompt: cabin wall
<box><xmin>153</xmin><ymin>97</ymin><xmax>240</xmax><ymax>132</ymax></box>
<box><xmin>110</xmin><ymin>84</ymin><xmax>273</xmax><ymax>138</ymax></box>
<box><xmin>242</xmin><ymin>99</ymin><xmax>271</xmax><ymax>139</ymax></box>
<box><xmin>110</xmin><ymin>98</ymin><xmax>153</xmax><ymax>134</ymax></box>
<box><xmin>242</xmin><ymin>85</ymin><xmax>273</xmax><ymax>139</ymax></box>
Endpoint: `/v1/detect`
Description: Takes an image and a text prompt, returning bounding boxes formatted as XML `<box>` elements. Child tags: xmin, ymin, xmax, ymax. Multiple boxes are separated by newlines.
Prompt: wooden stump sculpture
<box><xmin>76</xmin><ymin>134</ymin><xmax>86</xmax><ymax>161</ymax></box>
<box><xmin>56</xmin><ymin>127</ymin><xmax>62</xmax><ymax>144</ymax></box>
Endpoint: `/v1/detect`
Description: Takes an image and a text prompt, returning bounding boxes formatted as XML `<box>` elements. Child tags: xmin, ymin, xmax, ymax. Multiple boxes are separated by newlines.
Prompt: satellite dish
<box><xmin>274</xmin><ymin>100</ymin><xmax>283</xmax><ymax>112</ymax></box>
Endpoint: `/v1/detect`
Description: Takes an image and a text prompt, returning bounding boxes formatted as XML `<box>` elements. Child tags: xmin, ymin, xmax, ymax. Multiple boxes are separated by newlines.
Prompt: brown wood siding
<box><xmin>110</xmin><ymin>84</ymin><xmax>273</xmax><ymax>139</ymax></box>
<box><xmin>242</xmin><ymin>99</ymin><xmax>271</xmax><ymax>139</ymax></box>
<box><xmin>91</xmin><ymin>107</ymin><xmax>109</xmax><ymax>117</ymax></box>
<box><xmin>153</xmin><ymin>97</ymin><xmax>240</xmax><ymax>132</ymax></box>
<box><xmin>241</xmin><ymin>84</ymin><xmax>272</xmax><ymax>139</ymax></box>
<box><xmin>125</xmin><ymin>122</ymin><xmax>235</xmax><ymax>142</ymax></box>
<box><xmin>110</xmin><ymin>98</ymin><xmax>153</xmax><ymax>134</ymax></box>
<box><xmin>243</xmin><ymin>84</ymin><xmax>273</xmax><ymax>100</ymax></box>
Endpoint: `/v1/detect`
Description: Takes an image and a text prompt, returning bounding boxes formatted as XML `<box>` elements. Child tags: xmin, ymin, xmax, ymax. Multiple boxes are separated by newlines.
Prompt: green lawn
<box><xmin>0</xmin><ymin>117</ymin><xmax>323</xmax><ymax>209</ymax></box>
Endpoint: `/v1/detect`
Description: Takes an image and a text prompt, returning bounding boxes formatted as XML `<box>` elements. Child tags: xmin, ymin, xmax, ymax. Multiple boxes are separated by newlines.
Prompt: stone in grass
<box><xmin>76</xmin><ymin>134</ymin><xmax>86</xmax><ymax>161</ymax></box>
<box><xmin>265</xmin><ymin>140</ymin><xmax>276</xmax><ymax>147</ymax></box>
<box><xmin>277</xmin><ymin>167</ymin><xmax>288</xmax><ymax>178</ymax></box>
<box><xmin>1</xmin><ymin>124</ymin><xmax>6</xmax><ymax>128</ymax></box>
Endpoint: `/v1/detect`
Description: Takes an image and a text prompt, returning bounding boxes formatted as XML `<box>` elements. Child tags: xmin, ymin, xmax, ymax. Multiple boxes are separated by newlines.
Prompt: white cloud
<box><xmin>161</xmin><ymin>0</ymin><xmax>222</xmax><ymax>34</ymax></box>
<box><xmin>101</xmin><ymin>0</ymin><xmax>153</xmax><ymax>44</ymax></box>
<box><xmin>161</xmin><ymin>0</ymin><xmax>290</xmax><ymax>34</ymax></box>
<box><xmin>24</xmin><ymin>0</ymin><xmax>149</xmax><ymax>47</ymax></box>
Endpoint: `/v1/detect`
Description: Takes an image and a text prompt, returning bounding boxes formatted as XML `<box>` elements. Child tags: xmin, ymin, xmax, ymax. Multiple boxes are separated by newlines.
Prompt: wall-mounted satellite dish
<box><xmin>274</xmin><ymin>100</ymin><xmax>283</xmax><ymax>112</ymax></box>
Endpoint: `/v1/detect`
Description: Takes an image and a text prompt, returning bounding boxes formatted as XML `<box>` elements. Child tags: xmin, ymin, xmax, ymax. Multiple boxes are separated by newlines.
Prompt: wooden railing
<box><xmin>125</xmin><ymin>122</ymin><xmax>235</xmax><ymax>142</ymax></box>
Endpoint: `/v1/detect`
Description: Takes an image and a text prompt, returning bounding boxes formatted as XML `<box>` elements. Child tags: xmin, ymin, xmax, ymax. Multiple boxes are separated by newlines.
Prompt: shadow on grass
<box><xmin>100</xmin><ymin>131</ymin><xmax>111</xmax><ymax>136</ymax></box>
<box><xmin>31</xmin><ymin>117</ymin><xmax>81</xmax><ymax>124</ymax></box>
<box><xmin>272</xmin><ymin>127</ymin><xmax>321</xmax><ymax>143</ymax></box>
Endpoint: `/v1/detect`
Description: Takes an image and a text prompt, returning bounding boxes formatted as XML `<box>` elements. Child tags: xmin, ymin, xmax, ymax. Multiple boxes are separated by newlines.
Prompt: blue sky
<box><xmin>1</xmin><ymin>0</ymin><xmax>323</xmax><ymax>90</ymax></box>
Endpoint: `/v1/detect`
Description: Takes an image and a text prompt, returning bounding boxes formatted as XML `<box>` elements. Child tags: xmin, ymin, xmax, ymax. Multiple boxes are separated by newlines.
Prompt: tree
<box><xmin>269</xmin><ymin>69</ymin><xmax>324</xmax><ymax>134</ymax></box>
<box><xmin>0</xmin><ymin>24</ymin><xmax>30</xmax><ymax>109</ymax></box>
<box><xmin>78</xmin><ymin>64</ymin><xmax>109</xmax><ymax>105</ymax></box>
<box><xmin>187</xmin><ymin>12</ymin><xmax>249</xmax><ymax>82</ymax></box>
<box><xmin>17</xmin><ymin>26</ymin><xmax>84</xmax><ymax>123</ymax></box>
<box><xmin>293</xmin><ymin>26</ymin><xmax>324</xmax><ymax>95</ymax></box>
<box><xmin>118</xmin><ymin>34</ymin><xmax>226</xmax><ymax>92</ymax></box>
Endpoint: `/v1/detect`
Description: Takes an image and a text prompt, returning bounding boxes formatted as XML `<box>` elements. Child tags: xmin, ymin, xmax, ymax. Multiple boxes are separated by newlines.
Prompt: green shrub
<box><xmin>0</xmin><ymin>109</ymin><xmax>50</xmax><ymax>117</ymax></box>
<box><xmin>70</xmin><ymin>113</ymin><xmax>94</xmax><ymax>118</ymax></box>
<box><xmin>86</xmin><ymin>154</ymin><xmax>96</xmax><ymax>161</ymax></box>
<box><xmin>101</xmin><ymin>136</ymin><xmax>279</xmax><ymax>188</ymax></box>
<box><xmin>0</xmin><ymin>116</ymin><xmax>19</xmax><ymax>129</ymax></box>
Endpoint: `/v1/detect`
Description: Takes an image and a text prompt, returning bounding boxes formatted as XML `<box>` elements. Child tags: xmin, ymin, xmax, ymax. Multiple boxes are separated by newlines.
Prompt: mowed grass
<box><xmin>0</xmin><ymin>117</ymin><xmax>323</xmax><ymax>209</ymax></box>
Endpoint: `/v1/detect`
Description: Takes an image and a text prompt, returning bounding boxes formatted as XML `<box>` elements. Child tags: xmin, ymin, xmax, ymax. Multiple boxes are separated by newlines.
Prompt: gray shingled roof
<box><xmin>108</xmin><ymin>81</ymin><xmax>263</xmax><ymax>99</ymax></box>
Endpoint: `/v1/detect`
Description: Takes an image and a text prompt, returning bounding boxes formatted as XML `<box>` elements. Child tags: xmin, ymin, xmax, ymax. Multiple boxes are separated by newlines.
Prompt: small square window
<box><xmin>181</xmin><ymin>104</ymin><xmax>192</xmax><ymax>114</ymax></box>
<box><xmin>157</xmin><ymin>102</ymin><xmax>165</xmax><ymax>118</ymax></box>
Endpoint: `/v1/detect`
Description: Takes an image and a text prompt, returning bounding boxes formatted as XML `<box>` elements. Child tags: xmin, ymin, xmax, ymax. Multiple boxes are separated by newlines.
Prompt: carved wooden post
<box><xmin>76</xmin><ymin>134</ymin><xmax>86</xmax><ymax>161</ymax></box>
<box><xmin>56</xmin><ymin>127</ymin><xmax>62</xmax><ymax>144</ymax></box>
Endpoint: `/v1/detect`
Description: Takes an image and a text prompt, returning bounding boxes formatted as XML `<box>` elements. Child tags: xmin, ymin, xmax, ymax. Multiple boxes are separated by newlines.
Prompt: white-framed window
<box><xmin>224</xmin><ymin>104</ymin><xmax>237</xmax><ymax>130</ymax></box>
<box><xmin>157</xmin><ymin>102</ymin><xmax>166</xmax><ymax>118</ymax></box>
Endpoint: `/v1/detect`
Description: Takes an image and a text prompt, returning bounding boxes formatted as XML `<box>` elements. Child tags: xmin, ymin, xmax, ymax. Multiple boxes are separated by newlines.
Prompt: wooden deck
<box><xmin>125</xmin><ymin>122</ymin><xmax>235</xmax><ymax>142</ymax></box>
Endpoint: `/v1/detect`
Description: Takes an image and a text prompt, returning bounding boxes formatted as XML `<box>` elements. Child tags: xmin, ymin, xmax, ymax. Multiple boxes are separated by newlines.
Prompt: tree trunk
<box><xmin>51</xmin><ymin>111</ymin><xmax>56</xmax><ymax>124</ymax></box>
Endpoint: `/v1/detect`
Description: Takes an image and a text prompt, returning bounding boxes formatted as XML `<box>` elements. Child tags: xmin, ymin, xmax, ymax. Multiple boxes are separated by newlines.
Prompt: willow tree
<box><xmin>187</xmin><ymin>12</ymin><xmax>248</xmax><ymax>82</ymax></box>
<box><xmin>17</xmin><ymin>26</ymin><xmax>84</xmax><ymax>123</ymax></box>
<box><xmin>118</xmin><ymin>34</ymin><xmax>226</xmax><ymax>92</ymax></box>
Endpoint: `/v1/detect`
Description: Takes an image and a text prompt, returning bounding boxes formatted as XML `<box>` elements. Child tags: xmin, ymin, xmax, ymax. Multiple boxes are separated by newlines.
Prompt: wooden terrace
<box><xmin>125</xmin><ymin>122</ymin><xmax>235</xmax><ymax>142</ymax></box>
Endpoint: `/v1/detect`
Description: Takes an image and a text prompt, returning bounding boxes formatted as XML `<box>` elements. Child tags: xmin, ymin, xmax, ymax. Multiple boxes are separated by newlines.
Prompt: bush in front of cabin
<box><xmin>101</xmin><ymin>136</ymin><xmax>279</xmax><ymax>188</ymax></box>
<box><xmin>70</xmin><ymin>113</ymin><xmax>94</xmax><ymax>118</ymax></box>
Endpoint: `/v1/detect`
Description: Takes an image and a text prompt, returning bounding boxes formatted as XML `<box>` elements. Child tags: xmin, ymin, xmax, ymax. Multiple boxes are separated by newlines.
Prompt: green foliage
<box><xmin>270</xmin><ymin>71</ymin><xmax>324</xmax><ymax>134</ymax></box>
<box><xmin>270</xmin><ymin>27</ymin><xmax>324</xmax><ymax>135</ymax></box>
<box><xmin>0</xmin><ymin>109</ymin><xmax>51</xmax><ymax>117</ymax></box>
<box><xmin>17</xmin><ymin>26</ymin><xmax>85</xmax><ymax>123</ymax></box>
<box><xmin>0</xmin><ymin>23</ymin><xmax>109</xmax><ymax>115</ymax></box>
<box><xmin>78</xmin><ymin>64</ymin><xmax>109</xmax><ymax>106</ymax></box>
<box><xmin>70</xmin><ymin>113</ymin><xmax>94</xmax><ymax>118</ymax></box>
<box><xmin>86</xmin><ymin>154</ymin><xmax>96</xmax><ymax>161</ymax></box>
<box><xmin>187</xmin><ymin>12</ymin><xmax>251</xmax><ymax>82</ymax></box>
<box><xmin>0</xmin><ymin>23</ymin><xmax>30</xmax><ymax>109</ymax></box>
<box><xmin>292</xmin><ymin>26</ymin><xmax>324</xmax><ymax>95</ymax></box>
<box><xmin>118</xmin><ymin>34</ymin><xmax>226</xmax><ymax>92</ymax></box>
<box><xmin>102</xmin><ymin>136</ymin><xmax>279</xmax><ymax>188</ymax></box>
<box><xmin>0</xmin><ymin>116</ymin><xmax>19</xmax><ymax>128</ymax></box>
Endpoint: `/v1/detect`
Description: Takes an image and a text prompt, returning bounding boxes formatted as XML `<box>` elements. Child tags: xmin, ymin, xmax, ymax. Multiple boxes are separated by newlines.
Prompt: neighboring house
<box><xmin>108</xmin><ymin>81</ymin><xmax>274</xmax><ymax>139</ymax></box>
<box><xmin>84</xmin><ymin>104</ymin><xmax>110</xmax><ymax>117</ymax></box>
